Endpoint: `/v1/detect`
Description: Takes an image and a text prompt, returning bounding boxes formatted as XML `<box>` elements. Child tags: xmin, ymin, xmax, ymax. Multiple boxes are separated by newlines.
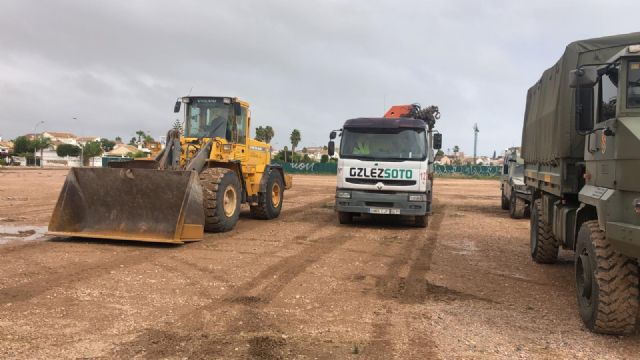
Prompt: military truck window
<box><xmin>340</xmin><ymin>128</ymin><xmax>426</xmax><ymax>161</ymax></box>
<box><xmin>628</xmin><ymin>62</ymin><xmax>640</xmax><ymax>108</ymax></box>
<box><xmin>598</xmin><ymin>65</ymin><xmax>619</xmax><ymax>122</ymax></box>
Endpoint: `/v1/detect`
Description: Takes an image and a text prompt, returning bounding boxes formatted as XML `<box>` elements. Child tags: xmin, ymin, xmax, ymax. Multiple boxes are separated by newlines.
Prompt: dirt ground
<box><xmin>1</xmin><ymin>168</ymin><xmax>640</xmax><ymax>359</ymax></box>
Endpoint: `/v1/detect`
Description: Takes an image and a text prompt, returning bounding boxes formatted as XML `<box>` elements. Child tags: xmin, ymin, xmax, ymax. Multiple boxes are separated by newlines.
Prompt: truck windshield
<box><xmin>185</xmin><ymin>98</ymin><xmax>231</xmax><ymax>139</ymax></box>
<box><xmin>513</xmin><ymin>164</ymin><xmax>524</xmax><ymax>177</ymax></box>
<box><xmin>340</xmin><ymin>128</ymin><xmax>426</xmax><ymax>161</ymax></box>
<box><xmin>628</xmin><ymin>61</ymin><xmax>640</xmax><ymax>108</ymax></box>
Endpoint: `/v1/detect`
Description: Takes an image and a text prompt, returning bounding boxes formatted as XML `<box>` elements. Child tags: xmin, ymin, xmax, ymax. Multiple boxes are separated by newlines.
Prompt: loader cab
<box><xmin>179</xmin><ymin>96</ymin><xmax>249</xmax><ymax>145</ymax></box>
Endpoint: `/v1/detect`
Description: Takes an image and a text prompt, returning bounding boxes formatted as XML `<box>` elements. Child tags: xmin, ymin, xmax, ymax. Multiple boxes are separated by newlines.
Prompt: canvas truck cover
<box><xmin>522</xmin><ymin>32</ymin><xmax>640</xmax><ymax>164</ymax></box>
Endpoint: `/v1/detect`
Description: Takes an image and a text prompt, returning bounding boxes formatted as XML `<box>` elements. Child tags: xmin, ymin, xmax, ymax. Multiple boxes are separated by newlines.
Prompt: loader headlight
<box><xmin>408</xmin><ymin>194</ymin><xmax>427</xmax><ymax>202</ymax></box>
<box><xmin>222</xmin><ymin>144</ymin><xmax>233</xmax><ymax>152</ymax></box>
<box><xmin>336</xmin><ymin>191</ymin><xmax>351</xmax><ymax>199</ymax></box>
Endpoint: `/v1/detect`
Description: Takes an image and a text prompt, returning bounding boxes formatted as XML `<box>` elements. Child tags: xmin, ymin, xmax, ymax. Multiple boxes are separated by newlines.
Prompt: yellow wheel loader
<box><xmin>48</xmin><ymin>96</ymin><xmax>292</xmax><ymax>244</ymax></box>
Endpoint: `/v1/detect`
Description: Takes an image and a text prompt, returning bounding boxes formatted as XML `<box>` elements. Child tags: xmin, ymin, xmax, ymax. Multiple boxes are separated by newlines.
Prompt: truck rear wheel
<box><xmin>501</xmin><ymin>189</ymin><xmax>509</xmax><ymax>210</ymax></box>
<box><xmin>575</xmin><ymin>220</ymin><xmax>639</xmax><ymax>334</ymax></box>
<box><xmin>250</xmin><ymin>170</ymin><xmax>284</xmax><ymax>220</ymax></box>
<box><xmin>199</xmin><ymin>168</ymin><xmax>241</xmax><ymax>232</ymax></box>
<box><xmin>414</xmin><ymin>214</ymin><xmax>428</xmax><ymax>228</ymax></box>
<box><xmin>530</xmin><ymin>199</ymin><xmax>558</xmax><ymax>263</ymax></box>
<box><xmin>338</xmin><ymin>211</ymin><xmax>353</xmax><ymax>224</ymax></box>
<box><xmin>509</xmin><ymin>193</ymin><xmax>526</xmax><ymax>219</ymax></box>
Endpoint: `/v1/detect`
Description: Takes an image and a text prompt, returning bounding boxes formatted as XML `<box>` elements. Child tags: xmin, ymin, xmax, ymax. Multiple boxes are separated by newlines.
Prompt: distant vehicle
<box><xmin>522</xmin><ymin>33</ymin><xmax>640</xmax><ymax>335</ymax></box>
<box><xmin>328</xmin><ymin>104</ymin><xmax>441</xmax><ymax>227</ymax></box>
<box><xmin>500</xmin><ymin>149</ymin><xmax>530</xmax><ymax>218</ymax></box>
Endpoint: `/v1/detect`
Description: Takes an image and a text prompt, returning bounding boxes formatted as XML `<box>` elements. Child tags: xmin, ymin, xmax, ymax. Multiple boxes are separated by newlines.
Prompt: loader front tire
<box><xmin>200</xmin><ymin>168</ymin><xmax>241</xmax><ymax>232</ymax></box>
<box><xmin>250</xmin><ymin>170</ymin><xmax>284</xmax><ymax>220</ymax></box>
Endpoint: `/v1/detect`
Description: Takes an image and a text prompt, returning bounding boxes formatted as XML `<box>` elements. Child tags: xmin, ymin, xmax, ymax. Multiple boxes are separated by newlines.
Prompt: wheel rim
<box><xmin>223</xmin><ymin>185</ymin><xmax>237</xmax><ymax>217</ymax></box>
<box><xmin>576</xmin><ymin>252</ymin><xmax>593</xmax><ymax>301</ymax></box>
<box><xmin>271</xmin><ymin>182</ymin><xmax>281</xmax><ymax>207</ymax></box>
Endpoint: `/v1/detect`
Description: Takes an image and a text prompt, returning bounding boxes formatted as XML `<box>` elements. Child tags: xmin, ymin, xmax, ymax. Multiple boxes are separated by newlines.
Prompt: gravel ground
<box><xmin>0</xmin><ymin>168</ymin><xmax>639</xmax><ymax>359</ymax></box>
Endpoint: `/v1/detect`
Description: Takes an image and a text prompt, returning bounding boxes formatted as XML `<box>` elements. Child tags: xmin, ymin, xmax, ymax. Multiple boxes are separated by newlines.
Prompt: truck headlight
<box><xmin>634</xmin><ymin>198</ymin><xmax>640</xmax><ymax>215</ymax></box>
<box><xmin>336</xmin><ymin>191</ymin><xmax>351</xmax><ymax>199</ymax></box>
<box><xmin>408</xmin><ymin>194</ymin><xmax>427</xmax><ymax>202</ymax></box>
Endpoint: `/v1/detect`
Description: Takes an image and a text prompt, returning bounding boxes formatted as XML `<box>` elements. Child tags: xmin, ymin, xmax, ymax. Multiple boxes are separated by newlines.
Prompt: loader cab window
<box><xmin>627</xmin><ymin>62</ymin><xmax>640</xmax><ymax>108</ymax></box>
<box><xmin>598</xmin><ymin>65</ymin><xmax>619</xmax><ymax>122</ymax></box>
<box><xmin>185</xmin><ymin>99</ymin><xmax>231</xmax><ymax>139</ymax></box>
<box><xmin>233</xmin><ymin>105</ymin><xmax>247</xmax><ymax>144</ymax></box>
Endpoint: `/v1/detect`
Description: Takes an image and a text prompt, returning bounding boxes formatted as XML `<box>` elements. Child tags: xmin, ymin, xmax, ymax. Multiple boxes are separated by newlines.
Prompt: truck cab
<box><xmin>500</xmin><ymin>149</ymin><xmax>530</xmax><ymax>218</ymax></box>
<box><xmin>328</xmin><ymin>117</ymin><xmax>441</xmax><ymax>227</ymax></box>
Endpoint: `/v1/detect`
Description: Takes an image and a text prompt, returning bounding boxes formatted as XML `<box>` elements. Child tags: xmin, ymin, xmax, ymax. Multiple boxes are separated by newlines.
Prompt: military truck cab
<box><xmin>500</xmin><ymin>149</ymin><xmax>531</xmax><ymax>218</ymax></box>
<box><xmin>523</xmin><ymin>36</ymin><xmax>640</xmax><ymax>335</ymax></box>
<box><xmin>328</xmin><ymin>117</ymin><xmax>441</xmax><ymax>227</ymax></box>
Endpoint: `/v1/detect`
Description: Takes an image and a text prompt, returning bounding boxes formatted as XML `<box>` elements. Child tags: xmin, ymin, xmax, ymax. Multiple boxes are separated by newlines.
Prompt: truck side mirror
<box><xmin>569</xmin><ymin>67</ymin><xmax>598</xmax><ymax>88</ymax></box>
<box><xmin>433</xmin><ymin>133</ymin><xmax>442</xmax><ymax>150</ymax></box>
<box><xmin>174</xmin><ymin>100</ymin><xmax>181</xmax><ymax>113</ymax></box>
<box><xmin>329</xmin><ymin>131</ymin><xmax>337</xmax><ymax>140</ymax></box>
<box><xmin>328</xmin><ymin>141</ymin><xmax>335</xmax><ymax>156</ymax></box>
<box><xmin>575</xmin><ymin>87</ymin><xmax>594</xmax><ymax>133</ymax></box>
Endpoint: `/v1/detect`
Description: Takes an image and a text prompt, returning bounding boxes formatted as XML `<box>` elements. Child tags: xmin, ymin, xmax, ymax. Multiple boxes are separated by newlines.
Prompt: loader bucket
<box><xmin>48</xmin><ymin>167</ymin><xmax>205</xmax><ymax>244</ymax></box>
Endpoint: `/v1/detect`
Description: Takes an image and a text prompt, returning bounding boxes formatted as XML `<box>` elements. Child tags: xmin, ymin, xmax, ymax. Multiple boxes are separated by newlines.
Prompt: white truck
<box><xmin>327</xmin><ymin>105</ymin><xmax>441</xmax><ymax>227</ymax></box>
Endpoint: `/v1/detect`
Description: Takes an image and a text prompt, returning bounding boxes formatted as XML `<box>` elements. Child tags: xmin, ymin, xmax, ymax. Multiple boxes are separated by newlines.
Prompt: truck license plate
<box><xmin>369</xmin><ymin>208</ymin><xmax>400</xmax><ymax>215</ymax></box>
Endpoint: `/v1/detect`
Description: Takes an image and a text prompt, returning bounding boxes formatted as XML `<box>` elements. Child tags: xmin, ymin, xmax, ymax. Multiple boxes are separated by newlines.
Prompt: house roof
<box><xmin>76</xmin><ymin>136</ymin><xmax>100</xmax><ymax>142</ymax></box>
<box><xmin>44</xmin><ymin>131</ymin><xmax>77</xmax><ymax>139</ymax></box>
<box><xmin>106</xmin><ymin>144</ymin><xmax>139</xmax><ymax>156</ymax></box>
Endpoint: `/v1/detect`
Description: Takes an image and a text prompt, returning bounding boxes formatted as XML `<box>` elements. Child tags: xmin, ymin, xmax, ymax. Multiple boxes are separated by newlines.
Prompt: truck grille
<box><xmin>346</xmin><ymin>178</ymin><xmax>416</xmax><ymax>186</ymax></box>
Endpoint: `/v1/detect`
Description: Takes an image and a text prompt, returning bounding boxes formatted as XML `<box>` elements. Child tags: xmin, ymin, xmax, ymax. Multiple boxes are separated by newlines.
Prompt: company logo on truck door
<box><xmin>349</xmin><ymin>167</ymin><xmax>413</xmax><ymax>179</ymax></box>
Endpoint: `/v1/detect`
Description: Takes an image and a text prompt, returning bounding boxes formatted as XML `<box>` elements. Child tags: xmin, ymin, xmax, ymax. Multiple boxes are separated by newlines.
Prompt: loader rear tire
<box><xmin>200</xmin><ymin>168</ymin><xmax>241</xmax><ymax>232</ymax></box>
<box><xmin>575</xmin><ymin>220</ymin><xmax>639</xmax><ymax>334</ymax></box>
<box><xmin>250</xmin><ymin>170</ymin><xmax>284</xmax><ymax>220</ymax></box>
<box><xmin>530</xmin><ymin>199</ymin><xmax>558</xmax><ymax>263</ymax></box>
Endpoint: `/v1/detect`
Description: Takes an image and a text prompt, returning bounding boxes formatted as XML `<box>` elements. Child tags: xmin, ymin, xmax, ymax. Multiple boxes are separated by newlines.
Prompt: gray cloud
<box><xmin>1</xmin><ymin>0</ymin><xmax>639</xmax><ymax>155</ymax></box>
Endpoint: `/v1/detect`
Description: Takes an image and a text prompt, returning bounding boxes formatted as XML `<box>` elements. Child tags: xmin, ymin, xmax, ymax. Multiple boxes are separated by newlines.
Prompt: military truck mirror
<box><xmin>576</xmin><ymin>87</ymin><xmax>595</xmax><ymax>133</ymax></box>
<box><xmin>328</xmin><ymin>141</ymin><xmax>335</xmax><ymax>156</ymax></box>
<box><xmin>329</xmin><ymin>131</ymin><xmax>337</xmax><ymax>140</ymax></box>
<box><xmin>569</xmin><ymin>67</ymin><xmax>598</xmax><ymax>88</ymax></box>
<box><xmin>233</xmin><ymin>102</ymin><xmax>242</xmax><ymax>116</ymax></box>
<box><xmin>173</xmin><ymin>100</ymin><xmax>181</xmax><ymax>113</ymax></box>
<box><xmin>433</xmin><ymin>133</ymin><xmax>442</xmax><ymax>150</ymax></box>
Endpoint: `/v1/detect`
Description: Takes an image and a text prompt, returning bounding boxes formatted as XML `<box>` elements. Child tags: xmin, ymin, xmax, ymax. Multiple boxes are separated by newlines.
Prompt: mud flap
<box><xmin>48</xmin><ymin>168</ymin><xmax>204</xmax><ymax>244</ymax></box>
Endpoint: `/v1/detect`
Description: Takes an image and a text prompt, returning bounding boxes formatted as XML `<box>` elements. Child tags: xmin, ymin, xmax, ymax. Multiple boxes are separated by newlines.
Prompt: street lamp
<box><xmin>33</xmin><ymin>121</ymin><xmax>44</xmax><ymax>167</ymax></box>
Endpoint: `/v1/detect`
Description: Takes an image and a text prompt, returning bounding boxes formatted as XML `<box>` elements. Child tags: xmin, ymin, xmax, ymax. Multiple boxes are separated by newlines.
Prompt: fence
<box><xmin>272</xmin><ymin>161</ymin><xmax>501</xmax><ymax>177</ymax></box>
<box><xmin>433</xmin><ymin>164</ymin><xmax>501</xmax><ymax>177</ymax></box>
<box><xmin>102</xmin><ymin>156</ymin><xmax>133</xmax><ymax>167</ymax></box>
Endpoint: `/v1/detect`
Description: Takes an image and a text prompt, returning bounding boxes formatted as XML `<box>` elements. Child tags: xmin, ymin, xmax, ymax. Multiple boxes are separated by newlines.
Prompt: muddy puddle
<box><xmin>0</xmin><ymin>225</ymin><xmax>48</xmax><ymax>244</ymax></box>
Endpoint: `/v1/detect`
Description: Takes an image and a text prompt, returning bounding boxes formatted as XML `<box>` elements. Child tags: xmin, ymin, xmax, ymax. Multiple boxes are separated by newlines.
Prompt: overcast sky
<box><xmin>0</xmin><ymin>0</ymin><xmax>638</xmax><ymax>155</ymax></box>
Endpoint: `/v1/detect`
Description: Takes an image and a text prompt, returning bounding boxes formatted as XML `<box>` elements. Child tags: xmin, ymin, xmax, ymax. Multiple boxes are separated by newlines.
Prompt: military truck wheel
<box><xmin>338</xmin><ymin>211</ymin><xmax>353</xmax><ymax>224</ymax></box>
<box><xmin>501</xmin><ymin>189</ymin><xmax>509</xmax><ymax>210</ymax></box>
<box><xmin>199</xmin><ymin>168</ymin><xmax>241</xmax><ymax>232</ymax></box>
<box><xmin>575</xmin><ymin>220</ymin><xmax>639</xmax><ymax>334</ymax></box>
<box><xmin>509</xmin><ymin>193</ymin><xmax>526</xmax><ymax>219</ymax></box>
<box><xmin>250</xmin><ymin>170</ymin><xmax>284</xmax><ymax>220</ymax></box>
<box><xmin>530</xmin><ymin>199</ymin><xmax>558</xmax><ymax>263</ymax></box>
<box><xmin>414</xmin><ymin>214</ymin><xmax>428</xmax><ymax>228</ymax></box>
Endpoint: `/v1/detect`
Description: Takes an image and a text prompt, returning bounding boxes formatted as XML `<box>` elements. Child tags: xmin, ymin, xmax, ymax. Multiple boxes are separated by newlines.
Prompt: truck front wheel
<box><xmin>530</xmin><ymin>199</ymin><xmax>558</xmax><ymax>263</ymax></box>
<box><xmin>575</xmin><ymin>220</ymin><xmax>639</xmax><ymax>334</ymax></box>
<box><xmin>501</xmin><ymin>189</ymin><xmax>509</xmax><ymax>210</ymax></box>
<box><xmin>414</xmin><ymin>214</ymin><xmax>428</xmax><ymax>228</ymax></box>
<box><xmin>338</xmin><ymin>211</ymin><xmax>353</xmax><ymax>224</ymax></box>
<box><xmin>509</xmin><ymin>193</ymin><xmax>526</xmax><ymax>219</ymax></box>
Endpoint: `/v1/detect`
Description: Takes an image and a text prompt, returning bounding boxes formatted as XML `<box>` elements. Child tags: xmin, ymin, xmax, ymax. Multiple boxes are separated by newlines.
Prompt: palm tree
<box><xmin>264</xmin><ymin>126</ymin><xmax>274</xmax><ymax>144</ymax></box>
<box><xmin>290</xmin><ymin>129</ymin><xmax>301</xmax><ymax>159</ymax></box>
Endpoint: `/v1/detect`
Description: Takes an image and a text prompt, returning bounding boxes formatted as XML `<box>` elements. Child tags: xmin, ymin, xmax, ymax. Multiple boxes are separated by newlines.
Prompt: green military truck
<box><xmin>523</xmin><ymin>32</ymin><xmax>640</xmax><ymax>334</ymax></box>
<box><xmin>500</xmin><ymin>148</ymin><xmax>530</xmax><ymax>219</ymax></box>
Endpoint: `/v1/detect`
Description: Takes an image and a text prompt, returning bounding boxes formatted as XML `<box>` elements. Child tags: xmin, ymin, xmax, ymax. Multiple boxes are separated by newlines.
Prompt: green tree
<box><xmin>453</xmin><ymin>145</ymin><xmax>460</xmax><ymax>153</ymax></box>
<box><xmin>255</xmin><ymin>126</ymin><xmax>266</xmax><ymax>142</ymax></box>
<box><xmin>128</xmin><ymin>137</ymin><xmax>137</xmax><ymax>145</ymax></box>
<box><xmin>436</xmin><ymin>149</ymin><xmax>445</xmax><ymax>157</ymax></box>
<box><xmin>56</xmin><ymin>144</ymin><xmax>81</xmax><ymax>157</ymax></box>
<box><xmin>126</xmin><ymin>151</ymin><xmax>148</xmax><ymax>158</ymax></box>
<box><xmin>290</xmin><ymin>129</ymin><xmax>301</xmax><ymax>158</ymax></box>
<box><xmin>135</xmin><ymin>130</ymin><xmax>146</xmax><ymax>144</ymax></box>
<box><xmin>321</xmin><ymin>154</ymin><xmax>329</xmax><ymax>163</ymax></box>
<box><xmin>115</xmin><ymin>136</ymin><xmax>122</xmax><ymax>142</ymax></box>
<box><xmin>82</xmin><ymin>141</ymin><xmax>103</xmax><ymax>165</ymax></box>
<box><xmin>255</xmin><ymin>125</ymin><xmax>275</xmax><ymax>143</ymax></box>
<box><xmin>100</xmin><ymin>138</ymin><xmax>116</xmax><ymax>152</ymax></box>
<box><xmin>12</xmin><ymin>136</ymin><xmax>31</xmax><ymax>155</ymax></box>
<box><xmin>172</xmin><ymin>119</ymin><xmax>183</xmax><ymax>134</ymax></box>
